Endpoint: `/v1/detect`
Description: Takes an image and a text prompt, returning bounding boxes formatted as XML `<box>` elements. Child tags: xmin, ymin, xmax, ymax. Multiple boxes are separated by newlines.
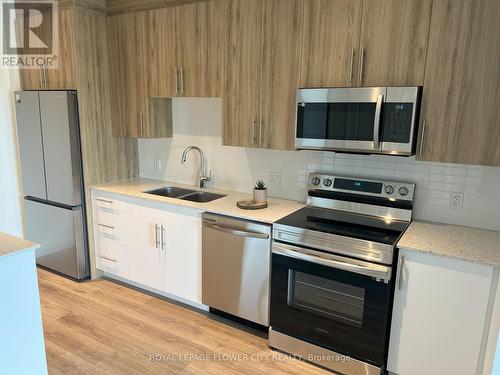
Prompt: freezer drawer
<box><xmin>23</xmin><ymin>198</ymin><xmax>89</xmax><ymax>280</ymax></box>
<box><xmin>202</xmin><ymin>213</ymin><xmax>272</xmax><ymax>326</ymax></box>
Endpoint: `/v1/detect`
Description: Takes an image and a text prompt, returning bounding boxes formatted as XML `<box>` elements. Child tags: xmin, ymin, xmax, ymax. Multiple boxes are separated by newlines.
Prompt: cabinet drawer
<box><xmin>94</xmin><ymin>215</ymin><xmax>126</xmax><ymax>243</ymax></box>
<box><xmin>92</xmin><ymin>195</ymin><xmax>132</xmax><ymax>212</ymax></box>
<box><xmin>92</xmin><ymin>200</ymin><xmax>130</xmax><ymax>244</ymax></box>
<box><xmin>95</xmin><ymin>238</ymin><xmax>127</xmax><ymax>277</ymax></box>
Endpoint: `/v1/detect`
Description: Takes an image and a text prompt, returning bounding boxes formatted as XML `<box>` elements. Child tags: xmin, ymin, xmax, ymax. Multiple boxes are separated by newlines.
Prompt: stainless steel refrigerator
<box><xmin>15</xmin><ymin>90</ymin><xmax>89</xmax><ymax>280</ymax></box>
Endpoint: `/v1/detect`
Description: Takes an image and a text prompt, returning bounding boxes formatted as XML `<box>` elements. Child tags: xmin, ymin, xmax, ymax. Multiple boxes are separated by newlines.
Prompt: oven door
<box><xmin>270</xmin><ymin>241</ymin><xmax>393</xmax><ymax>367</ymax></box>
<box><xmin>295</xmin><ymin>87</ymin><xmax>385</xmax><ymax>153</ymax></box>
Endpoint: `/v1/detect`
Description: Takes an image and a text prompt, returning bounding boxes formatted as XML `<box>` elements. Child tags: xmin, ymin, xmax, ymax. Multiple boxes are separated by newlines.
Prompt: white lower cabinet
<box><xmin>122</xmin><ymin>209</ymin><xmax>164</xmax><ymax>291</ymax></box>
<box><xmin>163</xmin><ymin>207</ymin><xmax>202</xmax><ymax>303</ymax></box>
<box><xmin>92</xmin><ymin>192</ymin><xmax>202</xmax><ymax>304</ymax></box>
<box><xmin>388</xmin><ymin>249</ymin><xmax>494</xmax><ymax>375</ymax></box>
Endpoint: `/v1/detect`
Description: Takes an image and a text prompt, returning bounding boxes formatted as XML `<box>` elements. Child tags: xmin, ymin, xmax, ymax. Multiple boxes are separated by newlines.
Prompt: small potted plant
<box><xmin>253</xmin><ymin>180</ymin><xmax>267</xmax><ymax>203</ymax></box>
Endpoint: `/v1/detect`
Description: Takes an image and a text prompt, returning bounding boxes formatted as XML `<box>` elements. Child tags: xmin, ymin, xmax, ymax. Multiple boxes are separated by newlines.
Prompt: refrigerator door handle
<box><xmin>24</xmin><ymin>195</ymin><xmax>81</xmax><ymax>210</ymax></box>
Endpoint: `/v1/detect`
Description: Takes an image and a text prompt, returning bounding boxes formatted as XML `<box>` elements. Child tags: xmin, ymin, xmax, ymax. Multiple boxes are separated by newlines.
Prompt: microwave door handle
<box><xmin>373</xmin><ymin>94</ymin><xmax>383</xmax><ymax>149</ymax></box>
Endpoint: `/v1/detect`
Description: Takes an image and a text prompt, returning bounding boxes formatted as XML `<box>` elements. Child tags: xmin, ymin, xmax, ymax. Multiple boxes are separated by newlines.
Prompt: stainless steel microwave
<box><xmin>295</xmin><ymin>87</ymin><xmax>422</xmax><ymax>155</ymax></box>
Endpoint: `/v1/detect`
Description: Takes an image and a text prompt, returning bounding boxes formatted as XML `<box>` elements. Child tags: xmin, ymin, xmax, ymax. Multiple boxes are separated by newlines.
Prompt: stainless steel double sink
<box><xmin>143</xmin><ymin>186</ymin><xmax>226</xmax><ymax>203</ymax></box>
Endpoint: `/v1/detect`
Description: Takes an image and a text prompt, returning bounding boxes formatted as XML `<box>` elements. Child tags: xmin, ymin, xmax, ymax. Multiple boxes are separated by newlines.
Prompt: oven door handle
<box><xmin>272</xmin><ymin>242</ymin><xmax>391</xmax><ymax>281</ymax></box>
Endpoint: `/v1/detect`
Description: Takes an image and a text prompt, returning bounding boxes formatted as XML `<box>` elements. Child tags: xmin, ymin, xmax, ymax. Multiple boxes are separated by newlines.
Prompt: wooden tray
<box><xmin>236</xmin><ymin>200</ymin><xmax>268</xmax><ymax>210</ymax></box>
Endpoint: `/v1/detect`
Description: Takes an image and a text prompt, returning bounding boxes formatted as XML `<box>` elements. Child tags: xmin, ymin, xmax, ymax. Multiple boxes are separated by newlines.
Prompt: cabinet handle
<box><xmin>41</xmin><ymin>66</ymin><xmax>46</xmax><ymax>88</ymax></box>
<box><xmin>46</xmin><ymin>66</ymin><xmax>49</xmax><ymax>88</ymax></box>
<box><xmin>259</xmin><ymin>120</ymin><xmax>264</xmax><ymax>146</ymax></box>
<box><xmin>161</xmin><ymin>225</ymin><xmax>166</xmax><ymax>250</ymax></box>
<box><xmin>358</xmin><ymin>46</ymin><xmax>365</xmax><ymax>84</ymax></box>
<box><xmin>39</xmin><ymin>68</ymin><xmax>44</xmax><ymax>88</ymax></box>
<box><xmin>175</xmin><ymin>67</ymin><xmax>179</xmax><ymax>96</ymax></box>
<box><xmin>155</xmin><ymin>224</ymin><xmax>160</xmax><ymax>249</ymax></box>
<box><xmin>398</xmin><ymin>255</ymin><xmax>405</xmax><ymax>290</ymax></box>
<box><xmin>100</xmin><ymin>255</ymin><xmax>117</xmax><ymax>263</ymax></box>
<box><xmin>419</xmin><ymin>120</ymin><xmax>426</xmax><ymax>157</ymax></box>
<box><xmin>96</xmin><ymin>198</ymin><xmax>113</xmax><ymax>204</ymax></box>
<box><xmin>349</xmin><ymin>47</ymin><xmax>354</xmax><ymax>84</ymax></box>
<box><xmin>252</xmin><ymin>117</ymin><xmax>257</xmax><ymax>145</ymax></box>
<box><xmin>182</xmin><ymin>66</ymin><xmax>186</xmax><ymax>95</ymax></box>
<box><xmin>140</xmin><ymin>111</ymin><xmax>144</xmax><ymax>137</ymax></box>
<box><xmin>98</xmin><ymin>223</ymin><xmax>114</xmax><ymax>230</ymax></box>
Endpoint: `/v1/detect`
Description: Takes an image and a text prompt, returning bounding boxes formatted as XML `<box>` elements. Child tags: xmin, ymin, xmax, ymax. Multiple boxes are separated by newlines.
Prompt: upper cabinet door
<box><xmin>176</xmin><ymin>1</ymin><xmax>224</xmax><ymax>97</ymax></box>
<box><xmin>418</xmin><ymin>0</ymin><xmax>500</xmax><ymax>166</ymax></box>
<box><xmin>223</xmin><ymin>0</ymin><xmax>262</xmax><ymax>147</ymax></box>
<box><xmin>17</xmin><ymin>7</ymin><xmax>50</xmax><ymax>90</ymax></box>
<box><xmin>260</xmin><ymin>0</ymin><xmax>304</xmax><ymax>150</ymax></box>
<box><xmin>301</xmin><ymin>0</ymin><xmax>363</xmax><ymax>88</ymax></box>
<box><xmin>47</xmin><ymin>9</ymin><xmax>76</xmax><ymax>90</ymax></box>
<box><xmin>19</xmin><ymin>68</ymin><xmax>45</xmax><ymax>90</ymax></box>
<box><xmin>358</xmin><ymin>0</ymin><xmax>432</xmax><ymax>86</ymax></box>
<box><xmin>107</xmin><ymin>12</ymin><xmax>143</xmax><ymax>138</ymax></box>
<box><xmin>148</xmin><ymin>7</ymin><xmax>177</xmax><ymax>98</ymax></box>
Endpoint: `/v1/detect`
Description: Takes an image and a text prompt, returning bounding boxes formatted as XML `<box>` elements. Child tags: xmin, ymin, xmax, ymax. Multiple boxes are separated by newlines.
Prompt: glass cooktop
<box><xmin>275</xmin><ymin>207</ymin><xmax>409</xmax><ymax>245</ymax></box>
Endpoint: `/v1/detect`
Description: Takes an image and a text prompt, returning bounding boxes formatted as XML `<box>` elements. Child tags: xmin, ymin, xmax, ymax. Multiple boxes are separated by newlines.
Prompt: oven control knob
<box><xmin>399</xmin><ymin>186</ymin><xmax>409</xmax><ymax>196</ymax></box>
<box><xmin>384</xmin><ymin>185</ymin><xmax>395</xmax><ymax>195</ymax></box>
<box><xmin>323</xmin><ymin>178</ymin><xmax>333</xmax><ymax>187</ymax></box>
<box><xmin>311</xmin><ymin>177</ymin><xmax>321</xmax><ymax>186</ymax></box>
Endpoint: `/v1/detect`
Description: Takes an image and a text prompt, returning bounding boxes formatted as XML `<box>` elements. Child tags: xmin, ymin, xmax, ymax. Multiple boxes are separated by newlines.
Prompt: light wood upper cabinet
<box><xmin>46</xmin><ymin>9</ymin><xmax>76</xmax><ymax>89</ymax></box>
<box><xmin>148</xmin><ymin>7</ymin><xmax>177</xmax><ymax>97</ymax></box>
<box><xmin>418</xmin><ymin>0</ymin><xmax>500</xmax><ymax>166</ymax></box>
<box><xmin>223</xmin><ymin>0</ymin><xmax>262</xmax><ymax>148</ymax></box>
<box><xmin>301</xmin><ymin>0</ymin><xmax>432</xmax><ymax>88</ymax></box>
<box><xmin>301</xmin><ymin>0</ymin><xmax>362</xmax><ymax>88</ymax></box>
<box><xmin>358</xmin><ymin>0</ymin><xmax>432</xmax><ymax>86</ymax></box>
<box><xmin>223</xmin><ymin>0</ymin><xmax>303</xmax><ymax>150</ymax></box>
<box><xmin>20</xmin><ymin>8</ymin><xmax>76</xmax><ymax>90</ymax></box>
<box><xmin>260</xmin><ymin>0</ymin><xmax>304</xmax><ymax>150</ymax></box>
<box><xmin>106</xmin><ymin>1</ymin><xmax>222</xmax><ymax>138</ymax></box>
<box><xmin>107</xmin><ymin>13</ymin><xmax>142</xmax><ymax>138</ymax></box>
<box><xmin>176</xmin><ymin>0</ymin><xmax>224</xmax><ymax>97</ymax></box>
<box><xmin>19</xmin><ymin>67</ymin><xmax>45</xmax><ymax>90</ymax></box>
<box><xmin>107</xmin><ymin>12</ymin><xmax>173</xmax><ymax>138</ymax></box>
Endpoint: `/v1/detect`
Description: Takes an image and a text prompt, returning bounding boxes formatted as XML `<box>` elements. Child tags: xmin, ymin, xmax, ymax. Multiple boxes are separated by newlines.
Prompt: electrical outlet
<box><xmin>153</xmin><ymin>158</ymin><xmax>163</xmax><ymax>173</ymax></box>
<box><xmin>268</xmin><ymin>172</ymin><xmax>281</xmax><ymax>187</ymax></box>
<box><xmin>450</xmin><ymin>192</ymin><xmax>464</xmax><ymax>210</ymax></box>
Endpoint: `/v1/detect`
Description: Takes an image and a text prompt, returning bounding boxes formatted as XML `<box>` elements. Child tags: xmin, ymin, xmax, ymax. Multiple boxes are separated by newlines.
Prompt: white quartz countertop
<box><xmin>0</xmin><ymin>232</ymin><xmax>38</xmax><ymax>258</ymax></box>
<box><xmin>91</xmin><ymin>178</ymin><xmax>304</xmax><ymax>224</ymax></box>
<box><xmin>398</xmin><ymin>221</ymin><xmax>500</xmax><ymax>267</ymax></box>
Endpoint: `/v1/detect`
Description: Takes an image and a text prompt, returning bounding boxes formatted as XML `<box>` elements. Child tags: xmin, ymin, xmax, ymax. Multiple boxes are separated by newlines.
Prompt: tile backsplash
<box><xmin>138</xmin><ymin>98</ymin><xmax>500</xmax><ymax>231</ymax></box>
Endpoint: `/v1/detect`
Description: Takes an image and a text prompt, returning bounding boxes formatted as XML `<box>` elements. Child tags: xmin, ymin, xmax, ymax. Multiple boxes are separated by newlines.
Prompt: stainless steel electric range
<box><xmin>269</xmin><ymin>173</ymin><xmax>415</xmax><ymax>375</ymax></box>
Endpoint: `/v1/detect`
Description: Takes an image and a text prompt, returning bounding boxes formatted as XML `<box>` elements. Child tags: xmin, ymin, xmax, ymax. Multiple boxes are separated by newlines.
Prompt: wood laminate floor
<box><xmin>37</xmin><ymin>268</ymin><xmax>331</xmax><ymax>374</ymax></box>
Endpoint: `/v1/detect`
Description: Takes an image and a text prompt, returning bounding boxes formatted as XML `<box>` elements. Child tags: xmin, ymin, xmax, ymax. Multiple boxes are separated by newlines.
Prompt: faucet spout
<box><xmin>180</xmin><ymin>146</ymin><xmax>211</xmax><ymax>188</ymax></box>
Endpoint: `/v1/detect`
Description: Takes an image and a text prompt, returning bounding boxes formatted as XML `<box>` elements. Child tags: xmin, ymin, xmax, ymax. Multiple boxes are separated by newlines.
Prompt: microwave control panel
<box><xmin>381</xmin><ymin>103</ymin><xmax>414</xmax><ymax>143</ymax></box>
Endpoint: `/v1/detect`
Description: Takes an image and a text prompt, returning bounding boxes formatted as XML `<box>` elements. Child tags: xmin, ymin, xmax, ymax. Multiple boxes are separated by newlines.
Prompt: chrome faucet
<box><xmin>180</xmin><ymin>146</ymin><xmax>211</xmax><ymax>188</ymax></box>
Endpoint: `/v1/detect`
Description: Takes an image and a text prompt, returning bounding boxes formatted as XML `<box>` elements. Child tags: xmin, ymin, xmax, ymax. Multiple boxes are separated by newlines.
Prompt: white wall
<box><xmin>138</xmin><ymin>98</ymin><xmax>500</xmax><ymax>231</ymax></box>
<box><xmin>0</xmin><ymin>69</ymin><xmax>23</xmax><ymax>236</ymax></box>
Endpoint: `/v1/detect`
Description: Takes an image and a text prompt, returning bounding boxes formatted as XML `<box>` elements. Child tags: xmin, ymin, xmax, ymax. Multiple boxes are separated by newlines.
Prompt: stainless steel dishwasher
<box><xmin>202</xmin><ymin>213</ymin><xmax>272</xmax><ymax>326</ymax></box>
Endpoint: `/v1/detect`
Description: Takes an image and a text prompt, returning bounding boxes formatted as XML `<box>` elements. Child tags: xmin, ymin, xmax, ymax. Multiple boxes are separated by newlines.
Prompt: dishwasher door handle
<box><xmin>204</xmin><ymin>223</ymin><xmax>269</xmax><ymax>240</ymax></box>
